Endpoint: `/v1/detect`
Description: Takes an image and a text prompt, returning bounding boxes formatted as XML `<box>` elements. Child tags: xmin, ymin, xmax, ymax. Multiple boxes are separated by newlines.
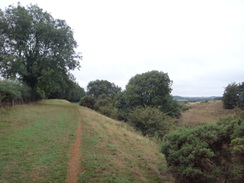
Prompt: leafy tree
<box><xmin>94</xmin><ymin>94</ymin><xmax>117</xmax><ymax>118</ymax></box>
<box><xmin>114</xmin><ymin>91</ymin><xmax>129</xmax><ymax>121</ymax></box>
<box><xmin>79</xmin><ymin>96</ymin><xmax>96</xmax><ymax>109</ymax></box>
<box><xmin>65</xmin><ymin>81</ymin><xmax>85</xmax><ymax>102</ymax></box>
<box><xmin>162</xmin><ymin>113</ymin><xmax>244</xmax><ymax>183</ymax></box>
<box><xmin>223</xmin><ymin>83</ymin><xmax>240</xmax><ymax>109</ymax></box>
<box><xmin>49</xmin><ymin>79</ymin><xmax>85</xmax><ymax>102</ymax></box>
<box><xmin>87</xmin><ymin>80</ymin><xmax>121</xmax><ymax>99</ymax></box>
<box><xmin>124</xmin><ymin>70</ymin><xmax>181</xmax><ymax>118</ymax></box>
<box><xmin>0</xmin><ymin>3</ymin><xmax>81</xmax><ymax>99</ymax></box>
<box><xmin>223</xmin><ymin>82</ymin><xmax>244</xmax><ymax>109</ymax></box>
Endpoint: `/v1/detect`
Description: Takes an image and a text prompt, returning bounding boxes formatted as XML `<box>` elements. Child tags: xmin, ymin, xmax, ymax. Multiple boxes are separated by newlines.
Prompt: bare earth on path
<box><xmin>67</xmin><ymin>109</ymin><xmax>82</xmax><ymax>183</ymax></box>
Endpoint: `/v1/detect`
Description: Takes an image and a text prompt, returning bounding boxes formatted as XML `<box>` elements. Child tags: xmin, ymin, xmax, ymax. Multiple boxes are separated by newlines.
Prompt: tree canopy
<box><xmin>125</xmin><ymin>70</ymin><xmax>172</xmax><ymax>108</ymax></box>
<box><xmin>124</xmin><ymin>70</ymin><xmax>181</xmax><ymax>118</ymax></box>
<box><xmin>0</xmin><ymin>3</ymin><xmax>81</xmax><ymax>98</ymax></box>
<box><xmin>87</xmin><ymin>80</ymin><xmax>121</xmax><ymax>99</ymax></box>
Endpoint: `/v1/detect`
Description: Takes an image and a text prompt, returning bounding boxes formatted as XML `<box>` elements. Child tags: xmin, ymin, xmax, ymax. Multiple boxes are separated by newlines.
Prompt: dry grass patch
<box><xmin>179</xmin><ymin>100</ymin><xmax>238</xmax><ymax>126</ymax></box>
<box><xmin>79</xmin><ymin>107</ymin><xmax>173</xmax><ymax>183</ymax></box>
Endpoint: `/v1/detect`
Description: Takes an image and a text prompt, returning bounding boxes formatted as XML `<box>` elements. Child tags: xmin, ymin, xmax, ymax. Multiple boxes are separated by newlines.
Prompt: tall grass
<box><xmin>178</xmin><ymin>101</ymin><xmax>238</xmax><ymax>126</ymax></box>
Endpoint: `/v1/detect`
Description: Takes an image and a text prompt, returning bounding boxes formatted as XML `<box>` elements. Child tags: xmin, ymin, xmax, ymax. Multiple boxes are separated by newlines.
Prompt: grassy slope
<box><xmin>79</xmin><ymin>107</ymin><xmax>172</xmax><ymax>183</ymax></box>
<box><xmin>0</xmin><ymin>100</ymin><xmax>78</xmax><ymax>182</ymax></box>
<box><xmin>179</xmin><ymin>100</ymin><xmax>238</xmax><ymax>126</ymax></box>
<box><xmin>0</xmin><ymin>100</ymin><xmax>171</xmax><ymax>183</ymax></box>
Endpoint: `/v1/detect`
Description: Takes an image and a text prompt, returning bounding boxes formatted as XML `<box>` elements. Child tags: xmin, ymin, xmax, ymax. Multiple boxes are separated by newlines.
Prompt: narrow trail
<box><xmin>67</xmin><ymin>109</ymin><xmax>82</xmax><ymax>183</ymax></box>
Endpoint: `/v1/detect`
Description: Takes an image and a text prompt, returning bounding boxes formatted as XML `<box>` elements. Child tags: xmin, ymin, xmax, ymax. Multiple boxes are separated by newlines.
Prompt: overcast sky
<box><xmin>1</xmin><ymin>0</ymin><xmax>244</xmax><ymax>96</ymax></box>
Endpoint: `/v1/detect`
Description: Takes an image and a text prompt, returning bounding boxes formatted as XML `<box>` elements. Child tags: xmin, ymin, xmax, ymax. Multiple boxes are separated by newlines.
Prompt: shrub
<box><xmin>79</xmin><ymin>96</ymin><xmax>96</xmax><ymax>109</ymax></box>
<box><xmin>94</xmin><ymin>94</ymin><xmax>117</xmax><ymax>118</ymax></box>
<box><xmin>128</xmin><ymin>106</ymin><xmax>174</xmax><ymax>139</ymax></box>
<box><xmin>162</xmin><ymin>113</ymin><xmax>244</xmax><ymax>183</ymax></box>
<box><xmin>0</xmin><ymin>79</ymin><xmax>32</xmax><ymax>106</ymax></box>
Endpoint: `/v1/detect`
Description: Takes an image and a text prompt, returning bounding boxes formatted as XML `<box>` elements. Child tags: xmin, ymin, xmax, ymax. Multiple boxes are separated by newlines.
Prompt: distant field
<box><xmin>0</xmin><ymin>100</ymin><xmax>171</xmax><ymax>183</ymax></box>
<box><xmin>179</xmin><ymin>100</ymin><xmax>238</xmax><ymax>126</ymax></box>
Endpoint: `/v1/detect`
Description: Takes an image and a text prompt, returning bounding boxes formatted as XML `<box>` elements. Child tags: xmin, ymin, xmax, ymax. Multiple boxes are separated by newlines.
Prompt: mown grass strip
<box><xmin>0</xmin><ymin>100</ymin><xmax>78</xmax><ymax>183</ymax></box>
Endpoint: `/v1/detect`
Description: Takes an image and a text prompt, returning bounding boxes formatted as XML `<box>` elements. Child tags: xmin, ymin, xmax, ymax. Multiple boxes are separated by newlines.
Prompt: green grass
<box><xmin>0</xmin><ymin>100</ymin><xmax>173</xmax><ymax>183</ymax></box>
<box><xmin>78</xmin><ymin>107</ymin><xmax>173</xmax><ymax>183</ymax></box>
<box><xmin>0</xmin><ymin>100</ymin><xmax>78</xmax><ymax>183</ymax></box>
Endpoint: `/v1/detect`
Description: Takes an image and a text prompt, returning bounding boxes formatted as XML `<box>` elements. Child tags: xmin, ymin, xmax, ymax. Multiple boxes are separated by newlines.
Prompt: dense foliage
<box><xmin>116</xmin><ymin>71</ymin><xmax>181</xmax><ymax>118</ymax></box>
<box><xmin>162</xmin><ymin>113</ymin><xmax>244</xmax><ymax>183</ymax></box>
<box><xmin>223</xmin><ymin>82</ymin><xmax>244</xmax><ymax>109</ymax></box>
<box><xmin>0</xmin><ymin>3</ymin><xmax>81</xmax><ymax>99</ymax></box>
<box><xmin>79</xmin><ymin>96</ymin><xmax>96</xmax><ymax>109</ymax></box>
<box><xmin>114</xmin><ymin>91</ymin><xmax>128</xmax><ymax>121</ymax></box>
<box><xmin>0</xmin><ymin>79</ymin><xmax>32</xmax><ymax>106</ymax></box>
<box><xmin>125</xmin><ymin>70</ymin><xmax>172</xmax><ymax>107</ymax></box>
<box><xmin>65</xmin><ymin>81</ymin><xmax>85</xmax><ymax>102</ymax></box>
<box><xmin>128</xmin><ymin>106</ymin><xmax>175</xmax><ymax>139</ymax></box>
<box><xmin>49</xmin><ymin>79</ymin><xmax>85</xmax><ymax>102</ymax></box>
<box><xmin>94</xmin><ymin>94</ymin><xmax>117</xmax><ymax>118</ymax></box>
<box><xmin>87</xmin><ymin>80</ymin><xmax>121</xmax><ymax>99</ymax></box>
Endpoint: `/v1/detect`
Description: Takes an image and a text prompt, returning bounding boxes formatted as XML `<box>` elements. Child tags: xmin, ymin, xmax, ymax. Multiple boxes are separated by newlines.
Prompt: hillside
<box><xmin>178</xmin><ymin>100</ymin><xmax>238</xmax><ymax>126</ymax></box>
<box><xmin>0</xmin><ymin>100</ymin><xmax>172</xmax><ymax>183</ymax></box>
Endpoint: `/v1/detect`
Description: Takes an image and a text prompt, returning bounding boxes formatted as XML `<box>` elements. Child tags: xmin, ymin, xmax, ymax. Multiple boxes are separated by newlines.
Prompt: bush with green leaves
<box><xmin>79</xmin><ymin>96</ymin><xmax>96</xmax><ymax>109</ymax></box>
<box><xmin>94</xmin><ymin>94</ymin><xmax>117</xmax><ymax>119</ymax></box>
<box><xmin>162</xmin><ymin>113</ymin><xmax>244</xmax><ymax>183</ymax></box>
<box><xmin>128</xmin><ymin>106</ymin><xmax>175</xmax><ymax>139</ymax></box>
<box><xmin>0</xmin><ymin>79</ymin><xmax>32</xmax><ymax>106</ymax></box>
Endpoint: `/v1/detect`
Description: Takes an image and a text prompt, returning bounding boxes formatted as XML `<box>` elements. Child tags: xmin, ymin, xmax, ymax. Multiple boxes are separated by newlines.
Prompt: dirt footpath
<box><xmin>67</xmin><ymin>109</ymin><xmax>82</xmax><ymax>183</ymax></box>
